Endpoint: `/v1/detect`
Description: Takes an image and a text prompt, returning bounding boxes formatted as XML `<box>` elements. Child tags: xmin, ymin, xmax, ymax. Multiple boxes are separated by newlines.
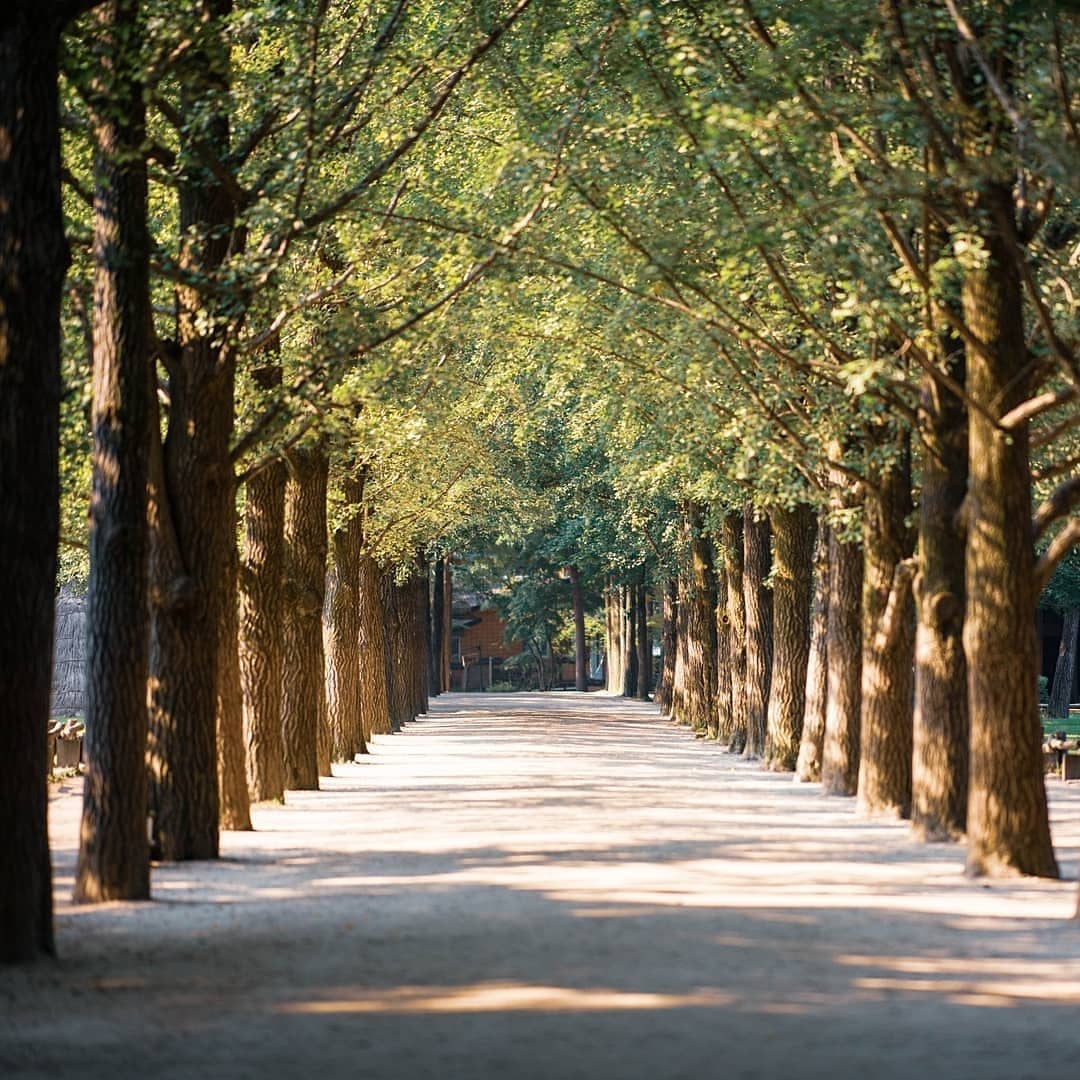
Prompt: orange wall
<box><xmin>458</xmin><ymin>608</ymin><xmax>521</xmax><ymax>661</ymax></box>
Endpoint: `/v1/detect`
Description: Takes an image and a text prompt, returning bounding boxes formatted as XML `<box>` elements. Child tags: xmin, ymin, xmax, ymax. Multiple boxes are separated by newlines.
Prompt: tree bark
<box><xmin>383</xmin><ymin>570</ymin><xmax>412</xmax><ymax>729</ymax></box>
<box><xmin>672</xmin><ymin>569</ymin><xmax>689</xmax><ymax>722</ymax></box>
<box><xmin>239</xmin><ymin>455</ymin><xmax>286</xmax><ymax>803</ymax></box>
<box><xmin>636</xmin><ymin>577</ymin><xmax>651</xmax><ymax>701</ymax></box>
<box><xmin>606</xmin><ymin>581</ymin><xmax>624</xmax><ymax>695</ymax></box>
<box><xmin>1048</xmin><ymin>609</ymin><xmax>1079</xmax><ymax>720</ymax></box>
<box><xmin>216</xmin><ymin>526</ymin><xmax>251</xmax><ymax>831</ymax></box>
<box><xmin>440</xmin><ymin>557</ymin><xmax>453</xmax><ymax>693</ymax></box>
<box><xmin>358</xmin><ymin>550</ymin><xmax>392</xmax><ymax>737</ymax></box>
<box><xmin>621</xmin><ymin>584</ymin><xmax>638</xmax><ymax>698</ymax></box>
<box><xmin>857</xmin><ymin>432</ymin><xmax>916</xmax><ymax>818</ymax></box>
<box><xmin>281</xmin><ymin>445</ymin><xmax>328</xmax><ymax>790</ymax></box>
<box><xmin>743</xmin><ymin>506</ymin><xmax>773</xmax><ymax>759</ymax></box>
<box><xmin>685</xmin><ymin>505</ymin><xmax>718</xmax><ymax>734</ymax></box>
<box><xmin>796</xmin><ymin>522</ymin><xmax>830</xmax><ymax>782</ymax></box>
<box><xmin>765</xmin><ymin>504</ymin><xmax>816</xmax><ymax>771</ymax></box>
<box><xmin>715</xmin><ymin>563</ymin><xmax>733</xmax><ymax>744</ymax></box>
<box><xmin>569</xmin><ymin>564</ymin><xmax>588</xmax><ymax>692</ymax></box>
<box><xmin>963</xmin><ymin>175</ymin><xmax>1057</xmax><ymax>879</ymax></box>
<box><xmin>325</xmin><ymin>471</ymin><xmax>366</xmax><ymax>763</ymax></box>
<box><xmin>75</xmin><ymin>0</ymin><xmax>153</xmax><ymax>904</ymax></box>
<box><xmin>721</xmin><ymin>512</ymin><xmax>747</xmax><ymax>752</ymax></box>
<box><xmin>912</xmin><ymin>361</ymin><xmax>969</xmax><ymax>839</ymax></box>
<box><xmin>148</xmin><ymin>0</ymin><xmax>238</xmax><ymax>863</ymax></box>
<box><xmin>822</xmin><ymin>520</ymin><xmax>863</xmax><ymax>797</ymax></box>
<box><xmin>657</xmin><ymin>578</ymin><xmax>678</xmax><ymax>715</ymax></box>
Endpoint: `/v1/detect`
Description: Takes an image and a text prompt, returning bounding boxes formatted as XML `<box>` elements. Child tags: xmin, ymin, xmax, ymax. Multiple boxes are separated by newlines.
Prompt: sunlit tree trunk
<box><xmin>721</xmin><ymin>512</ymin><xmax>747</xmax><ymax>752</ymax></box>
<box><xmin>796</xmin><ymin>522</ymin><xmax>830</xmax><ymax>783</ymax></box>
<box><xmin>76</xmin><ymin>0</ymin><xmax>153</xmax><ymax>904</ymax></box>
<box><xmin>765</xmin><ymin>504</ymin><xmax>815</xmax><ymax>771</ymax></box>
<box><xmin>657</xmin><ymin>578</ymin><xmax>677</xmax><ymax>715</ymax></box>
<box><xmin>569</xmin><ymin>564</ymin><xmax>588</xmax><ymax>692</ymax></box>
<box><xmin>358</xmin><ymin>550</ymin><xmax>392</xmax><ymax>738</ymax></box>
<box><xmin>217</xmin><ymin>526</ymin><xmax>251</xmax><ymax>831</ymax></box>
<box><xmin>743</xmin><ymin>506</ymin><xmax>772</xmax><ymax>759</ymax></box>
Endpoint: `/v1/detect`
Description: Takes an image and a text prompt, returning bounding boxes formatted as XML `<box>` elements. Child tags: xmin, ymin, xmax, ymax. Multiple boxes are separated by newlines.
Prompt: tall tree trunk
<box><xmin>765</xmin><ymin>504</ymin><xmax>816</xmax><ymax>771</ymax></box>
<box><xmin>358</xmin><ymin>550</ymin><xmax>392</xmax><ymax>737</ymax></box>
<box><xmin>822</xmin><ymin>518</ymin><xmax>863</xmax><ymax>797</ymax></box>
<box><xmin>636</xmin><ymin>577</ymin><xmax>651</xmax><ymax>701</ymax></box>
<box><xmin>796</xmin><ymin>522</ymin><xmax>830</xmax><ymax>782</ymax></box>
<box><xmin>440</xmin><ymin>557</ymin><xmax>453</xmax><ymax>693</ymax></box>
<box><xmin>75</xmin><ymin>0</ymin><xmax>153</xmax><ymax>905</ymax></box>
<box><xmin>912</xmin><ymin>361</ymin><xmax>969</xmax><ymax>839</ymax></box>
<box><xmin>430</xmin><ymin>557</ymin><xmax>444</xmax><ymax>698</ymax></box>
<box><xmin>216</xmin><ymin>526</ymin><xmax>251</xmax><ymax>830</ymax></box>
<box><xmin>743</xmin><ymin>506</ymin><xmax>773</xmax><ymax>759</ymax></box>
<box><xmin>621</xmin><ymin>584</ymin><xmax>637</xmax><ymax>698</ymax></box>
<box><xmin>963</xmin><ymin>175</ymin><xmax>1057</xmax><ymax>879</ymax></box>
<box><xmin>1048</xmin><ymin>609</ymin><xmax>1079</xmax><ymax>720</ymax></box>
<box><xmin>325</xmin><ymin>471</ymin><xmax>365</xmax><ymax>763</ymax></box>
<box><xmin>857</xmin><ymin>433</ymin><xmax>916</xmax><ymax>818</ymax></box>
<box><xmin>569</xmin><ymin>564</ymin><xmax>588</xmax><ymax>692</ymax></box>
<box><xmin>0</xmin><ymin>1</ymin><xmax>73</xmax><ymax>964</ymax></box>
<box><xmin>148</xmin><ymin>0</ymin><xmax>237</xmax><ymax>863</ymax></box>
<box><xmin>721</xmin><ymin>512</ymin><xmax>747</xmax><ymax>753</ymax></box>
<box><xmin>606</xmin><ymin>581</ymin><xmax>624</xmax><ymax>695</ymax></box>
<box><xmin>657</xmin><ymin>578</ymin><xmax>678</xmax><ymax>715</ymax></box>
<box><xmin>685</xmin><ymin>505</ymin><xmax>718</xmax><ymax>734</ymax></box>
<box><xmin>281</xmin><ymin>445</ymin><xmax>328</xmax><ymax>790</ymax></box>
<box><xmin>715</xmin><ymin>564</ymin><xmax>733</xmax><ymax>744</ymax></box>
<box><xmin>672</xmin><ymin>569</ymin><xmax>690</xmax><ymax>723</ymax></box>
<box><xmin>239</xmin><ymin>454</ymin><xmax>285</xmax><ymax>803</ymax></box>
<box><xmin>411</xmin><ymin>559</ymin><xmax>429</xmax><ymax>717</ymax></box>
<box><xmin>383</xmin><ymin>570</ymin><xmax>412</xmax><ymax>729</ymax></box>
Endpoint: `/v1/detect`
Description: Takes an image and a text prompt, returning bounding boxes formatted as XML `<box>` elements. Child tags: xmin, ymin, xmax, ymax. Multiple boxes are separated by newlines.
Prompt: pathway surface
<box><xmin>4</xmin><ymin>692</ymin><xmax>1080</xmax><ymax>1079</ymax></box>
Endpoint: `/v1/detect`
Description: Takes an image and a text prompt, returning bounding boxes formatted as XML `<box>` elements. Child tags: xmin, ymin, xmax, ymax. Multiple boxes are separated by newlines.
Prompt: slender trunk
<box><xmin>383</xmin><ymin>570</ymin><xmax>412</xmax><ymax>729</ymax></box>
<box><xmin>912</xmin><ymin>361</ymin><xmax>969</xmax><ymax>839</ymax></box>
<box><xmin>440</xmin><ymin>557</ymin><xmax>453</xmax><ymax>693</ymax></box>
<box><xmin>721</xmin><ymin>512</ymin><xmax>747</xmax><ymax>752</ymax></box>
<box><xmin>239</xmin><ymin>455</ymin><xmax>285</xmax><ymax>803</ymax></box>
<box><xmin>281</xmin><ymin>445</ymin><xmax>328</xmax><ymax>790</ymax></box>
<box><xmin>569</xmin><ymin>564</ymin><xmax>588</xmax><ymax>692</ymax></box>
<box><xmin>963</xmin><ymin>176</ymin><xmax>1056</xmax><ymax>879</ymax></box>
<box><xmin>857</xmin><ymin>433</ymin><xmax>916</xmax><ymax>818</ymax></box>
<box><xmin>606</xmin><ymin>581</ymin><xmax>624</xmax><ymax>695</ymax></box>
<box><xmin>796</xmin><ymin>522</ymin><xmax>830</xmax><ymax>782</ymax></box>
<box><xmin>430</xmin><ymin>557</ymin><xmax>444</xmax><ymax>698</ymax></box>
<box><xmin>684</xmin><ymin>506</ymin><xmax>718</xmax><ymax>733</ymax></box>
<box><xmin>148</xmin><ymin>0</ymin><xmax>237</xmax><ymax>863</ymax></box>
<box><xmin>622</xmin><ymin>584</ymin><xmax>638</xmax><ymax>698</ymax></box>
<box><xmin>358</xmin><ymin>550</ymin><xmax>392</xmax><ymax>737</ymax></box>
<box><xmin>1048</xmin><ymin>610</ymin><xmax>1079</xmax><ymax>720</ymax></box>
<box><xmin>715</xmin><ymin>564</ymin><xmax>733</xmax><ymax>743</ymax></box>
<box><xmin>75</xmin><ymin>0</ymin><xmax>153</xmax><ymax>904</ymax></box>
<box><xmin>765</xmin><ymin>504</ymin><xmax>816</xmax><ymax>771</ymax></box>
<box><xmin>672</xmin><ymin>569</ymin><xmax>690</xmax><ymax>723</ymax></box>
<box><xmin>743</xmin><ymin>507</ymin><xmax>772</xmax><ymax>758</ymax></box>
<box><xmin>216</xmin><ymin>526</ymin><xmax>251</xmax><ymax>830</ymax></box>
<box><xmin>411</xmin><ymin>559</ymin><xmax>429</xmax><ymax>717</ymax></box>
<box><xmin>657</xmin><ymin>579</ymin><xmax>678</xmax><ymax>715</ymax></box>
<box><xmin>325</xmin><ymin>471</ymin><xmax>365</xmax><ymax>763</ymax></box>
<box><xmin>822</xmin><ymin>518</ymin><xmax>863</xmax><ymax>797</ymax></box>
<box><xmin>636</xmin><ymin>577</ymin><xmax>651</xmax><ymax>701</ymax></box>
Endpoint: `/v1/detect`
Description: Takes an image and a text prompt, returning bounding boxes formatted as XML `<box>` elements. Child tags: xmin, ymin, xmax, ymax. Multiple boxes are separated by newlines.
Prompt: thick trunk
<box><xmin>822</xmin><ymin>521</ymin><xmax>863</xmax><ymax>797</ymax></box>
<box><xmin>606</xmin><ymin>581</ymin><xmax>624</xmax><ymax>695</ymax></box>
<box><xmin>216</xmin><ymin>527</ymin><xmax>251</xmax><ymax>830</ymax></box>
<box><xmin>325</xmin><ymin>473</ymin><xmax>365</xmax><ymax>763</ymax></box>
<box><xmin>657</xmin><ymin>579</ymin><xmax>678</xmax><ymax>715</ymax></box>
<box><xmin>430</xmin><ymin>557</ymin><xmax>444</xmax><ymax>698</ymax></box>
<box><xmin>148</xmin><ymin>0</ymin><xmax>236</xmax><ymax>863</ymax></box>
<box><xmin>765</xmin><ymin>504</ymin><xmax>816</xmax><ymax>771</ymax></box>
<box><xmin>383</xmin><ymin>571</ymin><xmax>412</xmax><ymax>729</ymax></box>
<box><xmin>239</xmin><ymin>456</ymin><xmax>285</xmax><ymax>803</ymax></box>
<box><xmin>796</xmin><ymin>522</ymin><xmax>830</xmax><ymax>782</ymax></box>
<box><xmin>75</xmin><ymin>0</ymin><xmax>153</xmax><ymax>904</ymax></box>
<box><xmin>857</xmin><ymin>434</ymin><xmax>916</xmax><ymax>818</ymax></box>
<box><xmin>281</xmin><ymin>446</ymin><xmax>328</xmax><ymax>790</ymax></box>
<box><xmin>685</xmin><ymin>506</ymin><xmax>718</xmax><ymax>733</ymax></box>
<box><xmin>912</xmin><ymin>364</ymin><xmax>969</xmax><ymax>839</ymax></box>
<box><xmin>411</xmin><ymin>560</ymin><xmax>429</xmax><ymax>717</ymax></box>
<box><xmin>1048</xmin><ymin>609</ymin><xmax>1079</xmax><ymax>720</ymax></box>
<box><xmin>715</xmin><ymin>565</ymin><xmax>733</xmax><ymax>743</ymax></box>
<box><xmin>742</xmin><ymin>507</ymin><xmax>773</xmax><ymax>759</ymax></box>
<box><xmin>721</xmin><ymin>513</ymin><xmax>747</xmax><ymax>752</ymax></box>
<box><xmin>569</xmin><ymin>564</ymin><xmax>588</xmax><ymax>692</ymax></box>
<box><xmin>358</xmin><ymin>551</ymin><xmax>392</xmax><ymax>737</ymax></box>
<box><xmin>963</xmin><ymin>177</ymin><xmax>1056</xmax><ymax>879</ymax></box>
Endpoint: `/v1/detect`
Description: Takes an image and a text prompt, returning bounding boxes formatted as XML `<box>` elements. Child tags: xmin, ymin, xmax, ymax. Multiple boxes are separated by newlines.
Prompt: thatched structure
<box><xmin>51</xmin><ymin>585</ymin><xmax>86</xmax><ymax>717</ymax></box>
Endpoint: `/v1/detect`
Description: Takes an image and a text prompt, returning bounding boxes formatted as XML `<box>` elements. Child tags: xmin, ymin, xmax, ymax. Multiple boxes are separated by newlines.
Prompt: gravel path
<box><xmin>4</xmin><ymin>691</ymin><xmax>1080</xmax><ymax>1079</ymax></box>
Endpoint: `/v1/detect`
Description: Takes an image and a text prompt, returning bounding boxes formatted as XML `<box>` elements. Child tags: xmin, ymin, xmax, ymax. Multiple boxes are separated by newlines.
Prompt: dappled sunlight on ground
<box><xmin>10</xmin><ymin>692</ymin><xmax>1080</xmax><ymax>1079</ymax></box>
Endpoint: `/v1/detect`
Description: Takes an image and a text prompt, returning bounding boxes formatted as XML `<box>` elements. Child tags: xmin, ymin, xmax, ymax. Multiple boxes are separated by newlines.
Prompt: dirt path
<box><xmin>4</xmin><ymin>691</ymin><xmax>1080</xmax><ymax>1079</ymax></box>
